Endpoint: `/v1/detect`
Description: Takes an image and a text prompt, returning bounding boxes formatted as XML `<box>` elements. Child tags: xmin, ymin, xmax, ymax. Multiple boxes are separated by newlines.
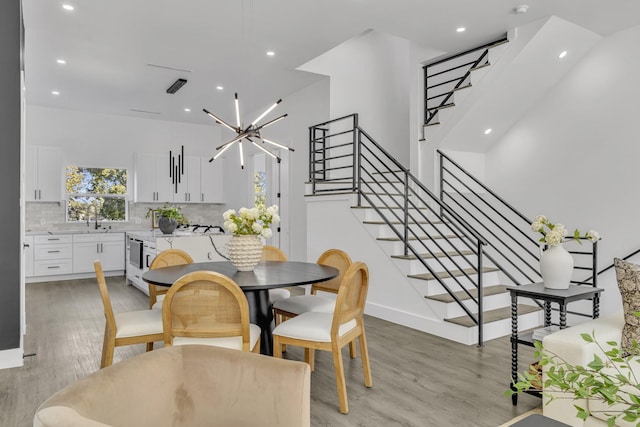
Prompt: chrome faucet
<box><xmin>87</xmin><ymin>205</ymin><xmax>101</xmax><ymax>230</ymax></box>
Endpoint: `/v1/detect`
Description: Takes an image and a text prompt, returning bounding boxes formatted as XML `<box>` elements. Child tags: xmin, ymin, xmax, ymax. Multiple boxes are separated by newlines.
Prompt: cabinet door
<box><xmin>37</xmin><ymin>146</ymin><xmax>61</xmax><ymax>201</ymax></box>
<box><xmin>25</xmin><ymin>146</ymin><xmax>38</xmax><ymax>201</ymax></box>
<box><xmin>154</xmin><ymin>153</ymin><xmax>173</xmax><ymax>203</ymax></box>
<box><xmin>135</xmin><ymin>153</ymin><xmax>157</xmax><ymax>202</ymax></box>
<box><xmin>100</xmin><ymin>240</ymin><xmax>125</xmax><ymax>271</ymax></box>
<box><xmin>73</xmin><ymin>241</ymin><xmax>100</xmax><ymax>273</ymax></box>
<box><xmin>174</xmin><ymin>156</ymin><xmax>201</xmax><ymax>203</ymax></box>
<box><xmin>200</xmin><ymin>158</ymin><xmax>224</xmax><ymax>203</ymax></box>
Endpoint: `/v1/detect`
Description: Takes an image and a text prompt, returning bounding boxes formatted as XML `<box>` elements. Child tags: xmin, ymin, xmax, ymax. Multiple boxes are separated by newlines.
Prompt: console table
<box><xmin>507</xmin><ymin>283</ymin><xmax>603</xmax><ymax>404</ymax></box>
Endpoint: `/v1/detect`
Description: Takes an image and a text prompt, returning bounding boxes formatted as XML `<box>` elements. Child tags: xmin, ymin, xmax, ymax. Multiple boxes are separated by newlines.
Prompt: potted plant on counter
<box><xmin>146</xmin><ymin>204</ymin><xmax>187</xmax><ymax>235</ymax></box>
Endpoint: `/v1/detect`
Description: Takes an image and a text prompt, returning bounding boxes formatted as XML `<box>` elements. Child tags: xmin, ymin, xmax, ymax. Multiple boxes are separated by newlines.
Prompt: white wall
<box><xmin>486</xmin><ymin>24</ymin><xmax>640</xmax><ymax>314</ymax></box>
<box><xmin>298</xmin><ymin>30</ymin><xmax>411</xmax><ymax>163</ymax></box>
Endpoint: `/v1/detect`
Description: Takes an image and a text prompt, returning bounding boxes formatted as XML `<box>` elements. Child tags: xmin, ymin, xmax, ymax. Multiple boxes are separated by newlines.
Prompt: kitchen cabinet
<box><xmin>173</xmin><ymin>156</ymin><xmax>201</xmax><ymax>203</ymax></box>
<box><xmin>73</xmin><ymin>233</ymin><xmax>125</xmax><ymax>273</ymax></box>
<box><xmin>26</xmin><ymin>145</ymin><xmax>62</xmax><ymax>202</ymax></box>
<box><xmin>24</xmin><ymin>236</ymin><xmax>34</xmax><ymax>277</ymax></box>
<box><xmin>199</xmin><ymin>158</ymin><xmax>224</xmax><ymax>203</ymax></box>
<box><xmin>135</xmin><ymin>153</ymin><xmax>172</xmax><ymax>202</ymax></box>
<box><xmin>33</xmin><ymin>234</ymin><xmax>73</xmax><ymax>276</ymax></box>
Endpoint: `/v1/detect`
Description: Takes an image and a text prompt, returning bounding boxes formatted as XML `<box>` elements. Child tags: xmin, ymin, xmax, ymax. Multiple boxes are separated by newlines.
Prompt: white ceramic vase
<box><xmin>227</xmin><ymin>234</ymin><xmax>263</xmax><ymax>272</ymax></box>
<box><xmin>539</xmin><ymin>244</ymin><xmax>574</xmax><ymax>289</ymax></box>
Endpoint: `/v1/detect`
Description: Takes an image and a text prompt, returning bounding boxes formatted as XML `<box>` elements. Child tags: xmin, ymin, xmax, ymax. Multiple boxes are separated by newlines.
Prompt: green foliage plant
<box><xmin>146</xmin><ymin>204</ymin><xmax>187</xmax><ymax>225</ymax></box>
<box><xmin>506</xmin><ymin>335</ymin><xmax>640</xmax><ymax>427</ymax></box>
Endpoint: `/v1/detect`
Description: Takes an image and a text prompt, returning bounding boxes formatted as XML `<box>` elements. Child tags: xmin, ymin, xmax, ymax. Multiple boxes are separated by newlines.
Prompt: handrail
<box><xmin>423</xmin><ymin>37</ymin><xmax>508</xmax><ymax>69</ymax></box>
<box><xmin>593</xmin><ymin>247</ymin><xmax>640</xmax><ymax>277</ymax></box>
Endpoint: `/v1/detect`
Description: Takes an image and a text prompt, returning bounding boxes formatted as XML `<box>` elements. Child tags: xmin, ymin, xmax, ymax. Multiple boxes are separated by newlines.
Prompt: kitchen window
<box><xmin>66</xmin><ymin>166</ymin><xmax>128</xmax><ymax>222</ymax></box>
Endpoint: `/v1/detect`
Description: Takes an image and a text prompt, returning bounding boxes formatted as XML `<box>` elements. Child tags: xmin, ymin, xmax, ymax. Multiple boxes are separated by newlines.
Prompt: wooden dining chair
<box><xmin>94</xmin><ymin>260</ymin><xmax>164</xmax><ymax>368</ymax></box>
<box><xmin>261</xmin><ymin>245</ymin><xmax>291</xmax><ymax>304</ymax></box>
<box><xmin>273</xmin><ymin>249</ymin><xmax>353</xmax><ymax>354</ymax></box>
<box><xmin>148</xmin><ymin>249</ymin><xmax>194</xmax><ymax>310</ymax></box>
<box><xmin>162</xmin><ymin>270</ymin><xmax>261</xmax><ymax>353</ymax></box>
<box><xmin>273</xmin><ymin>262</ymin><xmax>372</xmax><ymax>414</ymax></box>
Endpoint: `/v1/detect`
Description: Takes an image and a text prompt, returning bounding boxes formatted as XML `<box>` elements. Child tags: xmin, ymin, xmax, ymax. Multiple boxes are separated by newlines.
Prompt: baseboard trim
<box><xmin>0</xmin><ymin>347</ymin><xmax>24</xmax><ymax>370</ymax></box>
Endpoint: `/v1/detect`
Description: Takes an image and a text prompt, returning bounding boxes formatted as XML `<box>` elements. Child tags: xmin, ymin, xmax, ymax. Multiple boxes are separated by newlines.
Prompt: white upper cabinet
<box><xmin>26</xmin><ymin>145</ymin><xmax>62</xmax><ymax>202</ymax></box>
<box><xmin>200</xmin><ymin>158</ymin><xmax>224</xmax><ymax>203</ymax></box>
<box><xmin>135</xmin><ymin>153</ymin><xmax>172</xmax><ymax>203</ymax></box>
<box><xmin>173</xmin><ymin>156</ymin><xmax>201</xmax><ymax>203</ymax></box>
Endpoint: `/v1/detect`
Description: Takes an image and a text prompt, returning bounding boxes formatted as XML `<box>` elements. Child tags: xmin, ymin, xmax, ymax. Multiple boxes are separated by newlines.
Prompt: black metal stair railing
<box><xmin>309</xmin><ymin>114</ymin><xmax>490</xmax><ymax>346</ymax></box>
<box><xmin>424</xmin><ymin>36</ymin><xmax>507</xmax><ymax>126</ymax></box>
<box><xmin>437</xmin><ymin>150</ymin><xmax>599</xmax><ymax>318</ymax></box>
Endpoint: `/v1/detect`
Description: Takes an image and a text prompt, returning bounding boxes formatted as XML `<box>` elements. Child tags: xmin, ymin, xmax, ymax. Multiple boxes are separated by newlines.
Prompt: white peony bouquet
<box><xmin>223</xmin><ymin>204</ymin><xmax>280</xmax><ymax>239</ymax></box>
<box><xmin>531</xmin><ymin>214</ymin><xmax>599</xmax><ymax>246</ymax></box>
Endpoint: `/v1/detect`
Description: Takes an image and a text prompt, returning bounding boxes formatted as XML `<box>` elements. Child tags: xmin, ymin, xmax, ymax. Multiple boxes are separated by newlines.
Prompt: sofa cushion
<box><xmin>615</xmin><ymin>258</ymin><xmax>640</xmax><ymax>356</ymax></box>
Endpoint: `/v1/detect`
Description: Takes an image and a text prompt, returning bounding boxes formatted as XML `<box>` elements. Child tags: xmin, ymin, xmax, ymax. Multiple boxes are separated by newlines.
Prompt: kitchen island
<box><xmin>126</xmin><ymin>230</ymin><xmax>231</xmax><ymax>295</ymax></box>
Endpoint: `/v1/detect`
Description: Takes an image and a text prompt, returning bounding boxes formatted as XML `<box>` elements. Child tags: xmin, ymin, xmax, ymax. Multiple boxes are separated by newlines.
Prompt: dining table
<box><xmin>142</xmin><ymin>260</ymin><xmax>339</xmax><ymax>356</ymax></box>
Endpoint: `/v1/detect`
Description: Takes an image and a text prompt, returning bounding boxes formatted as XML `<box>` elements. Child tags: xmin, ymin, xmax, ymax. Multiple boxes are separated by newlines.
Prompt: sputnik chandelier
<box><xmin>203</xmin><ymin>93</ymin><xmax>294</xmax><ymax>169</ymax></box>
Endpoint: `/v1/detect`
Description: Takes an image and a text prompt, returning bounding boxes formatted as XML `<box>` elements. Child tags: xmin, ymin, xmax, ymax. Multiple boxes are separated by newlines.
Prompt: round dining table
<box><xmin>142</xmin><ymin>260</ymin><xmax>338</xmax><ymax>356</ymax></box>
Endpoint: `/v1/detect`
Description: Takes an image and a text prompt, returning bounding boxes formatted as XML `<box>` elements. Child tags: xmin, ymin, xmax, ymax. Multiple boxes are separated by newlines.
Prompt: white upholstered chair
<box><xmin>273</xmin><ymin>261</ymin><xmax>372</xmax><ymax>414</ymax></box>
<box><xmin>162</xmin><ymin>270</ymin><xmax>261</xmax><ymax>353</ymax></box>
<box><xmin>94</xmin><ymin>260</ymin><xmax>163</xmax><ymax>368</ymax></box>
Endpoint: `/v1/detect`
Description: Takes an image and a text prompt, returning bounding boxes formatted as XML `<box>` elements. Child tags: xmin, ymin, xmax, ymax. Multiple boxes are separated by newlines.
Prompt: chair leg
<box><xmin>273</xmin><ymin>336</ymin><xmax>282</xmax><ymax>358</ymax></box>
<box><xmin>101</xmin><ymin>328</ymin><xmax>116</xmax><ymax>369</ymax></box>
<box><xmin>146</xmin><ymin>342</ymin><xmax>154</xmax><ymax>352</ymax></box>
<box><xmin>332</xmin><ymin>343</ymin><xmax>349</xmax><ymax>414</ymax></box>
<box><xmin>359</xmin><ymin>331</ymin><xmax>373</xmax><ymax>388</ymax></box>
<box><xmin>304</xmin><ymin>348</ymin><xmax>315</xmax><ymax>372</ymax></box>
<box><xmin>100</xmin><ymin>326</ymin><xmax>109</xmax><ymax>369</ymax></box>
<box><xmin>349</xmin><ymin>340</ymin><xmax>357</xmax><ymax>359</ymax></box>
<box><xmin>252</xmin><ymin>337</ymin><xmax>261</xmax><ymax>354</ymax></box>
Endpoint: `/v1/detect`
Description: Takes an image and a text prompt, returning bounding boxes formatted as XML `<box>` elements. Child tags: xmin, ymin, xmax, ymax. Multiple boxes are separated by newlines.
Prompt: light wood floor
<box><xmin>0</xmin><ymin>277</ymin><xmax>541</xmax><ymax>426</ymax></box>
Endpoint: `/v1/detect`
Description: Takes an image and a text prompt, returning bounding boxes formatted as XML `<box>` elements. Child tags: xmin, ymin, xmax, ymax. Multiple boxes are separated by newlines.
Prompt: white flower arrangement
<box><xmin>223</xmin><ymin>204</ymin><xmax>280</xmax><ymax>239</ymax></box>
<box><xmin>531</xmin><ymin>214</ymin><xmax>600</xmax><ymax>246</ymax></box>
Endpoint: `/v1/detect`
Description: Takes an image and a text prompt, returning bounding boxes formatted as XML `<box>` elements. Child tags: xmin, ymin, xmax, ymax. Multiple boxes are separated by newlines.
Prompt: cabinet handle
<box><xmin>97</xmin><ymin>243</ymin><xmax>100</xmax><ymax>253</ymax></box>
<box><xmin>201</xmin><ymin>193</ymin><xmax>204</xmax><ymax>202</ymax></box>
<box><xmin>34</xmin><ymin>189</ymin><xmax>37</xmax><ymax>199</ymax></box>
<box><xmin>38</xmin><ymin>190</ymin><xmax>41</xmax><ymax>200</ymax></box>
<box><xmin>47</xmin><ymin>250</ymin><xmax>60</xmax><ymax>253</ymax></box>
<box><xmin>47</xmin><ymin>266</ymin><xmax>60</xmax><ymax>269</ymax></box>
<box><xmin>101</xmin><ymin>243</ymin><xmax>104</xmax><ymax>253</ymax></box>
<box><xmin>47</xmin><ymin>238</ymin><xmax>60</xmax><ymax>241</ymax></box>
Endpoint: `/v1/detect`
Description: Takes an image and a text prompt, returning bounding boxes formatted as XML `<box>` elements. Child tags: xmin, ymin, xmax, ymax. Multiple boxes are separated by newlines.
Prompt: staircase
<box><xmin>306</xmin><ymin>113</ymin><xmax>598</xmax><ymax>346</ymax></box>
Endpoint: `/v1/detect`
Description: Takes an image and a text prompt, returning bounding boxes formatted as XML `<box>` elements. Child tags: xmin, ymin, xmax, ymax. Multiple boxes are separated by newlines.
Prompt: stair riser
<box><xmin>306</xmin><ymin>181</ymin><xmax>355</xmax><ymax>194</ymax></box>
<box><xmin>364</xmin><ymin>222</ymin><xmax>454</xmax><ymax>239</ymax></box>
<box><xmin>410</xmin><ymin>270</ymin><xmax>502</xmax><ymax>296</ymax></box>
<box><xmin>470</xmin><ymin>309</ymin><xmax>541</xmax><ymax>344</ymax></box>
<box><xmin>376</xmin><ymin>238</ymin><xmax>467</xmax><ymax>255</ymax></box>
<box><xmin>396</xmin><ymin>255</ymin><xmax>485</xmax><ymax>275</ymax></box>
<box><xmin>429</xmin><ymin>292</ymin><xmax>511</xmax><ymax>319</ymax></box>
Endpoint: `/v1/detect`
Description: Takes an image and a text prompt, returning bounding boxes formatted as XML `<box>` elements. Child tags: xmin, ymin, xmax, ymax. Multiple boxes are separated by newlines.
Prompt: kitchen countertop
<box><xmin>126</xmin><ymin>230</ymin><xmax>227</xmax><ymax>242</ymax></box>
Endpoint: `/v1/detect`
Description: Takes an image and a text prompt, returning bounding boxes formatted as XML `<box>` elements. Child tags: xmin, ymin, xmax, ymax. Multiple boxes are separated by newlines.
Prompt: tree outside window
<box><xmin>254</xmin><ymin>171</ymin><xmax>267</xmax><ymax>209</ymax></box>
<box><xmin>66</xmin><ymin>167</ymin><xmax>128</xmax><ymax>222</ymax></box>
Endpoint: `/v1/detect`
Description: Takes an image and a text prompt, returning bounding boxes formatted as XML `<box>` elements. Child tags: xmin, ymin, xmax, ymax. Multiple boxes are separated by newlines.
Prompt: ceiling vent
<box><xmin>166</xmin><ymin>78</ymin><xmax>187</xmax><ymax>94</ymax></box>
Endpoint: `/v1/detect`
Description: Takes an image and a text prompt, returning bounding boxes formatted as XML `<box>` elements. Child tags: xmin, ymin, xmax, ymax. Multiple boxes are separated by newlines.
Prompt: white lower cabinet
<box><xmin>24</xmin><ymin>236</ymin><xmax>34</xmax><ymax>277</ymax></box>
<box><xmin>33</xmin><ymin>235</ymin><xmax>73</xmax><ymax>276</ymax></box>
<box><xmin>72</xmin><ymin>233</ymin><xmax>125</xmax><ymax>273</ymax></box>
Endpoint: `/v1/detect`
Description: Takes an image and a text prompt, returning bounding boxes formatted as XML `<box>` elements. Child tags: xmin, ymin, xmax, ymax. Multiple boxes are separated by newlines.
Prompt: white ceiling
<box><xmin>21</xmin><ymin>0</ymin><xmax>640</xmax><ymax>127</ymax></box>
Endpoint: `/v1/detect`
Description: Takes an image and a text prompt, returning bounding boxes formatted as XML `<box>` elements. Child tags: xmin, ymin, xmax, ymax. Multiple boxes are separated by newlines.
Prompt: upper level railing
<box><xmin>309</xmin><ymin>114</ymin><xmax>489</xmax><ymax>345</ymax></box>
<box><xmin>423</xmin><ymin>36</ymin><xmax>507</xmax><ymax>126</ymax></box>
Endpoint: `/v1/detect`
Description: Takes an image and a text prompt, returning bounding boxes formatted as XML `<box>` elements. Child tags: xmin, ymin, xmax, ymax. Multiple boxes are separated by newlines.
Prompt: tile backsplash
<box><xmin>26</xmin><ymin>201</ymin><xmax>226</xmax><ymax>232</ymax></box>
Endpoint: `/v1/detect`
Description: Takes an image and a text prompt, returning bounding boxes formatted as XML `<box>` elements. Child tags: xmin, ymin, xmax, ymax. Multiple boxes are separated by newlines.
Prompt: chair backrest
<box><xmin>94</xmin><ymin>260</ymin><xmax>116</xmax><ymax>332</ymax></box>
<box><xmin>311</xmin><ymin>249</ymin><xmax>353</xmax><ymax>294</ymax></box>
<box><xmin>148</xmin><ymin>249</ymin><xmax>194</xmax><ymax>308</ymax></box>
<box><xmin>149</xmin><ymin>249</ymin><xmax>194</xmax><ymax>270</ymax></box>
<box><xmin>162</xmin><ymin>271</ymin><xmax>253</xmax><ymax>351</ymax></box>
<box><xmin>331</xmin><ymin>262</ymin><xmax>369</xmax><ymax>334</ymax></box>
<box><xmin>261</xmin><ymin>245</ymin><xmax>287</xmax><ymax>261</ymax></box>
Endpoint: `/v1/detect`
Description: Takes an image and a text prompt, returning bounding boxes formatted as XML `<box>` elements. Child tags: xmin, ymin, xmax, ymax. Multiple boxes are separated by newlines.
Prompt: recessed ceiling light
<box><xmin>62</xmin><ymin>4</ymin><xmax>74</xmax><ymax>11</ymax></box>
<box><xmin>56</xmin><ymin>59</ymin><xmax>66</xmax><ymax>64</ymax></box>
<box><xmin>266</xmin><ymin>51</ymin><xmax>275</xmax><ymax>56</ymax></box>
<box><xmin>51</xmin><ymin>90</ymin><xmax>60</xmax><ymax>95</ymax></box>
<box><xmin>184</xmin><ymin>108</ymin><xmax>191</xmax><ymax>112</ymax></box>
<box><xmin>558</xmin><ymin>50</ymin><xmax>568</xmax><ymax>59</ymax></box>
<box><xmin>216</xmin><ymin>86</ymin><xmax>224</xmax><ymax>91</ymax></box>
<box><xmin>484</xmin><ymin>128</ymin><xmax>492</xmax><ymax>135</ymax></box>
<box><xmin>456</xmin><ymin>27</ymin><xmax>466</xmax><ymax>33</ymax></box>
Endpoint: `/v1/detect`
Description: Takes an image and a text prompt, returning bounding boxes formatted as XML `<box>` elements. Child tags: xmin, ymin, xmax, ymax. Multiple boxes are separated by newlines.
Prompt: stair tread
<box><xmin>363</xmin><ymin>220</ymin><xmax>444</xmax><ymax>225</ymax></box>
<box><xmin>377</xmin><ymin>235</ymin><xmax>457</xmax><ymax>242</ymax></box>
<box><xmin>424</xmin><ymin>121</ymin><xmax>440</xmax><ymax>127</ymax></box>
<box><xmin>391</xmin><ymin>249</ymin><xmax>474</xmax><ymax>260</ymax></box>
<box><xmin>426</xmin><ymin>103</ymin><xmax>455</xmax><ymax>112</ymax></box>
<box><xmin>445</xmin><ymin>304</ymin><xmax>540</xmax><ymax>328</ymax></box>
<box><xmin>453</xmin><ymin>83</ymin><xmax>472</xmax><ymax>92</ymax></box>
<box><xmin>408</xmin><ymin>266</ymin><xmax>499</xmax><ymax>281</ymax></box>
<box><xmin>425</xmin><ymin>284</ymin><xmax>509</xmax><ymax>303</ymax></box>
<box><xmin>469</xmin><ymin>62</ymin><xmax>491</xmax><ymax>71</ymax></box>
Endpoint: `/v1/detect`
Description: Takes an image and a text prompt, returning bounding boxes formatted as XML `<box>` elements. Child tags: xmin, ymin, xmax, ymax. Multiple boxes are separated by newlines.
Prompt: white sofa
<box><xmin>542</xmin><ymin>311</ymin><xmax>637</xmax><ymax>427</ymax></box>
